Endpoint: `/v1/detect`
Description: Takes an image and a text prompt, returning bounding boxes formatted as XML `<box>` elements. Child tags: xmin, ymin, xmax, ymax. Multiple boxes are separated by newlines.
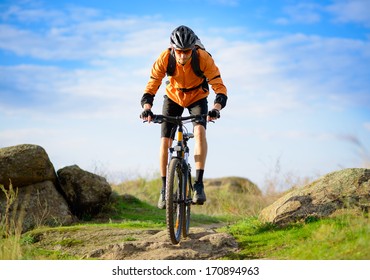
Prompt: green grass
<box><xmin>222</xmin><ymin>212</ymin><xmax>370</xmax><ymax>260</ymax></box>
<box><xmin>98</xmin><ymin>191</ymin><xmax>224</xmax><ymax>226</ymax></box>
<box><xmin>101</xmin><ymin>192</ymin><xmax>166</xmax><ymax>224</ymax></box>
<box><xmin>21</xmin><ymin>246</ymin><xmax>77</xmax><ymax>260</ymax></box>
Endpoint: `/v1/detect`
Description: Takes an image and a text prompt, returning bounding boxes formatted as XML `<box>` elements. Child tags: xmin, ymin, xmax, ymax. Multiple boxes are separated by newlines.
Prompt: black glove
<box><xmin>208</xmin><ymin>109</ymin><xmax>220</xmax><ymax>119</ymax></box>
<box><xmin>140</xmin><ymin>109</ymin><xmax>154</xmax><ymax>119</ymax></box>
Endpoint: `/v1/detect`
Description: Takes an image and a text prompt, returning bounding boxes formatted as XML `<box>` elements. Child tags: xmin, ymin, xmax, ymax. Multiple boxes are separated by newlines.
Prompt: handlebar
<box><xmin>151</xmin><ymin>114</ymin><xmax>208</xmax><ymax>125</ymax></box>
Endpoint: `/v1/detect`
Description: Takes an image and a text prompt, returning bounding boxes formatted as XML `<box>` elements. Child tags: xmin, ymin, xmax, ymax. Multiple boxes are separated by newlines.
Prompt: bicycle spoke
<box><xmin>182</xmin><ymin>166</ymin><xmax>192</xmax><ymax>238</ymax></box>
<box><xmin>166</xmin><ymin>158</ymin><xmax>184</xmax><ymax>244</ymax></box>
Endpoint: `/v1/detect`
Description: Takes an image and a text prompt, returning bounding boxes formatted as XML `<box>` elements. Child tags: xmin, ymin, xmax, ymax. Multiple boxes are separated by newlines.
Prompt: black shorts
<box><xmin>161</xmin><ymin>95</ymin><xmax>208</xmax><ymax>138</ymax></box>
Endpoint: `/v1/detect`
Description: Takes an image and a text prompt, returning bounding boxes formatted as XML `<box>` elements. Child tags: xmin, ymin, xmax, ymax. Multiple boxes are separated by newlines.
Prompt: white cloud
<box><xmin>328</xmin><ymin>0</ymin><xmax>370</xmax><ymax>27</ymax></box>
<box><xmin>0</xmin><ymin>3</ymin><xmax>170</xmax><ymax>61</ymax></box>
<box><xmin>275</xmin><ymin>0</ymin><xmax>370</xmax><ymax>27</ymax></box>
<box><xmin>1</xmin><ymin>3</ymin><xmax>64</xmax><ymax>23</ymax></box>
<box><xmin>0</xmin><ymin>127</ymin><xmax>59</xmax><ymax>146</ymax></box>
<box><xmin>214</xmin><ymin>33</ymin><xmax>370</xmax><ymax>119</ymax></box>
<box><xmin>276</xmin><ymin>2</ymin><xmax>322</xmax><ymax>25</ymax></box>
<box><xmin>0</xmin><ymin>64</ymin><xmax>148</xmax><ymax>122</ymax></box>
<box><xmin>210</xmin><ymin>0</ymin><xmax>239</xmax><ymax>7</ymax></box>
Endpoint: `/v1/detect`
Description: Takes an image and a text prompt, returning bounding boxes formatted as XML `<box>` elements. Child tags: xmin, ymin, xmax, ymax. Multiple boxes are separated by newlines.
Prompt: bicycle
<box><xmin>151</xmin><ymin>114</ymin><xmax>208</xmax><ymax>245</ymax></box>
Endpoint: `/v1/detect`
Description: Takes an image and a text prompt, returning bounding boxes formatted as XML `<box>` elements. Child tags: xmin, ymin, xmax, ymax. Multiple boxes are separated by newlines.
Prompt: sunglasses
<box><xmin>174</xmin><ymin>49</ymin><xmax>192</xmax><ymax>55</ymax></box>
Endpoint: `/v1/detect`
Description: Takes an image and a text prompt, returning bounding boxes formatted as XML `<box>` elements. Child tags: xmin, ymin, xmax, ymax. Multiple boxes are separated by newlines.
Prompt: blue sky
<box><xmin>1</xmin><ymin>0</ymin><xmax>369</xmax><ymax>191</ymax></box>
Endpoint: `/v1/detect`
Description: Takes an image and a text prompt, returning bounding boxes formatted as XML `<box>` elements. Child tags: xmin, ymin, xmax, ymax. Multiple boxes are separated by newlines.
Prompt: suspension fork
<box><xmin>176</xmin><ymin>124</ymin><xmax>184</xmax><ymax>158</ymax></box>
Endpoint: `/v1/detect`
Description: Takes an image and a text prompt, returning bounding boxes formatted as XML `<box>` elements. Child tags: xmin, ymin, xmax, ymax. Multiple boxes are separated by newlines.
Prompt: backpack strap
<box><xmin>166</xmin><ymin>48</ymin><xmax>176</xmax><ymax>76</ymax></box>
<box><xmin>190</xmin><ymin>48</ymin><xmax>204</xmax><ymax>78</ymax></box>
<box><xmin>192</xmin><ymin>48</ymin><xmax>211</xmax><ymax>92</ymax></box>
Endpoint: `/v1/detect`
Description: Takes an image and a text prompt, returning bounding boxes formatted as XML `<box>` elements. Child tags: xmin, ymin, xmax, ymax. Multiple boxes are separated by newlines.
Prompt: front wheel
<box><xmin>166</xmin><ymin>158</ymin><xmax>185</xmax><ymax>244</ymax></box>
<box><xmin>182</xmin><ymin>164</ymin><xmax>192</xmax><ymax>238</ymax></box>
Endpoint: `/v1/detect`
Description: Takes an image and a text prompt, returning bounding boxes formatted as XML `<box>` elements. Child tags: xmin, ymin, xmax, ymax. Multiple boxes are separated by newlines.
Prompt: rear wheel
<box><xmin>166</xmin><ymin>158</ymin><xmax>184</xmax><ymax>244</ymax></box>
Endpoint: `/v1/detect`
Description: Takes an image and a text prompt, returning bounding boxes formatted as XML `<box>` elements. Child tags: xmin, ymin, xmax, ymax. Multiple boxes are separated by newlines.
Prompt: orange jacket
<box><xmin>144</xmin><ymin>49</ymin><xmax>227</xmax><ymax>108</ymax></box>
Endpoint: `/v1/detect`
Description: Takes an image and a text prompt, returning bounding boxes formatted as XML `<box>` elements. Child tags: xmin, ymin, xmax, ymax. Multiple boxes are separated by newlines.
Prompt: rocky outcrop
<box><xmin>204</xmin><ymin>176</ymin><xmax>261</xmax><ymax>195</ymax></box>
<box><xmin>0</xmin><ymin>144</ymin><xmax>75</xmax><ymax>232</ymax></box>
<box><xmin>259</xmin><ymin>168</ymin><xmax>370</xmax><ymax>226</ymax></box>
<box><xmin>0</xmin><ymin>144</ymin><xmax>57</xmax><ymax>187</ymax></box>
<box><xmin>8</xmin><ymin>181</ymin><xmax>75</xmax><ymax>231</ymax></box>
<box><xmin>0</xmin><ymin>144</ymin><xmax>112</xmax><ymax>232</ymax></box>
<box><xmin>57</xmin><ymin>165</ymin><xmax>112</xmax><ymax>218</ymax></box>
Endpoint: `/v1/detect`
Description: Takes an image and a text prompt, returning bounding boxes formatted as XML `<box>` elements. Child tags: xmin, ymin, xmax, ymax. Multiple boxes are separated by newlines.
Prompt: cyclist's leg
<box><xmin>159</xmin><ymin>138</ymin><xmax>172</xmax><ymax>177</ymax></box>
<box><xmin>188</xmin><ymin>98</ymin><xmax>208</xmax><ymax>204</ymax></box>
<box><xmin>188</xmin><ymin>98</ymin><xmax>208</xmax><ymax>170</ymax></box>
<box><xmin>193</xmin><ymin>125</ymin><xmax>207</xmax><ymax>170</ymax></box>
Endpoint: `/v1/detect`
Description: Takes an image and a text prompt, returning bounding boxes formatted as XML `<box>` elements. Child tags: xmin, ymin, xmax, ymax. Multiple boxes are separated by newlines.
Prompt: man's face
<box><xmin>174</xmin><ymin>48</ymin><xmax>192</xmax><ymax>65</ymax></box>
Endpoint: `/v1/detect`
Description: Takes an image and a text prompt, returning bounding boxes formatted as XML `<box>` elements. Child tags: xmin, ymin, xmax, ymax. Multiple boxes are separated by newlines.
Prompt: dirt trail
<box><xmin>33</xmin><ymin>225</ymin><xmax>238</xmax><ymax>260</ymax></box>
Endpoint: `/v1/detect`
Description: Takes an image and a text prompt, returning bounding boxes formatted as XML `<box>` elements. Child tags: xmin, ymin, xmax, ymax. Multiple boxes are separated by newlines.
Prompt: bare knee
<box><xmin>194</xmin><ymin>124</ymin><xmax>206</xmax><ymax>139</ymax></box>
<box><xmin>161</xmin><ymin>137</ymin><xmax>172</xmax><ymax>148</ymax></box>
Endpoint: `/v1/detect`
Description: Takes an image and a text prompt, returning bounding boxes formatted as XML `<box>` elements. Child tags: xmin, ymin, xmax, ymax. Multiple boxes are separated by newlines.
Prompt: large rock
<box><xmin>204</xmin><ymin>176</ymin><xmax>261</xmax><ymax>195</ymax></box>
<box><xmin>0</xmin><ymin>144</ymin><xmax>74</xmax><ymax>232</ymax></box>
<box><xmin>57</xmin><ymin>165</ymin><xmax>112</xmax><ymax>218</ymax></box>
<box><xmin>0</xmin><ymin>181</ymin><xmax>75</xmax><ymax>232</ymax></box>
<box><xmin>0</xmin><ymin>144</ymin><xmax>57</xmax><ymax>188</ymax></box>
<box><xmin>259</xmin><ymin>168</ymin><xmax>370</xmax><ymax>226</ymax></box>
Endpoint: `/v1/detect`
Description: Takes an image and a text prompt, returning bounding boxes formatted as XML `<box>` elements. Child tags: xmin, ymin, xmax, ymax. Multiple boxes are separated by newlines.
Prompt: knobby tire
<box><xmin>166</xmin><ymin>158</ymin><xmax>185</xmax><ymax>244</ymax></box>
<box><xmin>182</xmin><ymin>164</ymin><xmax>191</xmax><ymax>238</ymax></box>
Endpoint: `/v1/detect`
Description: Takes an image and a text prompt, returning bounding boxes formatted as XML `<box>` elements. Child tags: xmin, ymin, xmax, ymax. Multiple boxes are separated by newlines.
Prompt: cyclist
<box><xmin>140</xmin><ymin>25</ymin><xmax>227</xmax><ymax>209</ymax></box>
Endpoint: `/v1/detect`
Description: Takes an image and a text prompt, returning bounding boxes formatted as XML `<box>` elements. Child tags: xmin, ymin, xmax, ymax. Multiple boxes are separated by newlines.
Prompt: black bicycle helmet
<box><xmin>170</xmin><ymin>25</ymin><xmax>197</xmax><ymax>49</ymax></box>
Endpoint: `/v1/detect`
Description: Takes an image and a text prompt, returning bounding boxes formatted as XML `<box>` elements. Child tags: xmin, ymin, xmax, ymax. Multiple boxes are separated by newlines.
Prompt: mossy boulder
<box><xmin>259</xmin><ymin>168</ymin><xmax>370</xmax><ymax>226</ymax></box>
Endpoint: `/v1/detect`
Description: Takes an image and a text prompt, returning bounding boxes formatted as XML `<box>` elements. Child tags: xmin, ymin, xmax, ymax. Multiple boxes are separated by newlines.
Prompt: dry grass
<box><xmin>0</xmin><ymin>182</ymin><xmax>23</xmax><ymax>259</ymax></box>
<box><xmin>112</xmin><ymin>175</ymin><xmax>285</xmax><ymax>219</ymax></box>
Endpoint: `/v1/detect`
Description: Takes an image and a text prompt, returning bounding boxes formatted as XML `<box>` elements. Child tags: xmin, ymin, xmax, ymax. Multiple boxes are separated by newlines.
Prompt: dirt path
<box><xmin>33</xmin><ymin>225</ymin><xmax>238</xmax><ymax>260</ymax></box>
